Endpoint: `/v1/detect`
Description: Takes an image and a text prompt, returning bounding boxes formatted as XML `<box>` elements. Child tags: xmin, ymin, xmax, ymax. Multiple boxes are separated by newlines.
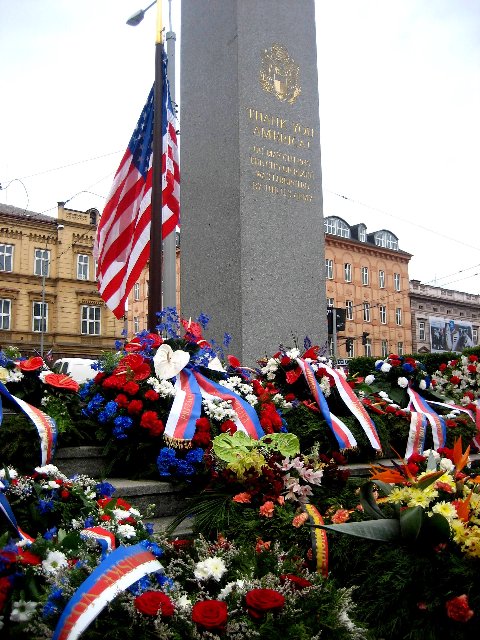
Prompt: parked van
<box><xmin>53</xmin><ymin>358</ymin><xmax>97</xmax><ymax>385</ymax></box>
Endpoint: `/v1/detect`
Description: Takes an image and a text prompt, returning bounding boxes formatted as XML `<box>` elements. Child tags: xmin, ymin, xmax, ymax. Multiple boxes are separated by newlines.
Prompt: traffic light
<box><xmin>361</xmin><ymin>332</ymin><xmax>369</xmax><ymax>345</ymax></box>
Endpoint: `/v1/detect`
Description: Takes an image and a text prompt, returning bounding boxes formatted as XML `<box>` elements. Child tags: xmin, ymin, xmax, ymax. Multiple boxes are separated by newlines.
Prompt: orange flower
<box><xmin>453</xmin><ymin>438</ymin><xmax>470</xmax><ymax>473</ymax></box>
<box><xmin>255</xmin><ymin>539</ymin><xmax>271</xmax><ymax>553</ymax></box>
<box><xmin>292</xmin><ymin>512</ymin><xmax>309</xmax><ymax>528</ymax></box>
<box><xmin>19</xmin><ymin>356</ymin><xmax>44</xmax><ymax>371</ymax></box>
<box><xmin>331</xmin><ymin>508</ymin><xmax>350</xmax><ymax>524</ymax></box>
<box><xmin>277</xmin><ymin>495</ymin><xmax>285</xmax><ymax>506</ymax></box>
<box><xmin>259</xmin><ymin>501</ymin><xmax>275</xmax><ymax>518</ymax></box>
<box><xmin>232</xmin><ymin>492</ymin><xmax>251</xmax><ymax>504</ymax></box>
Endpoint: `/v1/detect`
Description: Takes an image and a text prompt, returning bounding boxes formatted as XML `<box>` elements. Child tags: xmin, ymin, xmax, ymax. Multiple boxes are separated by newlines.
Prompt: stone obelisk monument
<box><xmin>180</xmin><ymin>0</ymin><xmax>327</xmax><ymax>364</ymax></box>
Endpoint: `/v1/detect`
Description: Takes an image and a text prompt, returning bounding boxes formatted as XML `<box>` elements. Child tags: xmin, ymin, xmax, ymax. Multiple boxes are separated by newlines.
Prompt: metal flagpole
<box><xmin>163</xmin><ymin>0</ymin><xmax>177</xmax><ymax>310</ymax></box>
<box><xmin>148</xmin><ymin>0</ymin><xmax>164</xmax><ymax>331</ymax></box>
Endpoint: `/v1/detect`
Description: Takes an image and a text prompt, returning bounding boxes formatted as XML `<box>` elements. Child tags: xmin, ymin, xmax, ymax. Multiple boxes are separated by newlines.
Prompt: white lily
<box><xmin>153</xmin><ymin>344</ymin><xmax>190</xmax><ymax>380</ymax></box>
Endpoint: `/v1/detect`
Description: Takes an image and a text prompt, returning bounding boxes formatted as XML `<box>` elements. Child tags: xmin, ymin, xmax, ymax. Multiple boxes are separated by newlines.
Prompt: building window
<box><xmin>0</xmin><ymin>244</ymin><xmax>13</xmax><ymax>272</ymax></box>
<box><xmin>379</xmin><ymin>305</ymin><xmax>387</xmax><ymax>324</ymax></box>
<box><xmin>32</xmin><ymin>301</ymin><xmax>47</xmax><ymax>333</ymax></box>
<box><xmin>395</xmin><ymin>307</ymin><xmax>402</xmax><ymax>325</ymax></box>
<box><xmin>328</xmin><ymin>336</ymin><xmax>334</xmax><ymax>356</ymax></box>
<box><xmin>419</xmin><ymin>321</ymin><xmax>425</xmax><ymax>341</ymax></box>
<box><xmin>397</xmin><ymin>341</ymin><xmax>404</xmax><ymax>356</ymax></box>
<box><xmin>378</xmin><ymin>270</ymin><xmax>385</xmax><ymax>288</ymax></box>
<box><xmin>145</xmin><ymin>281</ymin><xmax>149</xmax><ymax>298</ymax></box>
<box><xmin>358</xmin><ymin>225</ymin><xmax>367</xmax><ymax>242</ymax></box>
<box><xmin>361</xmin><ymin>266</ymin><xmax>369</xmax><ymax>285</ymax></box>
<box><xmin>346</xmin><ymin>300</ymin><xmax>353</xmax><ymax>321</ymax></box>
<box><xmin>77</xmin><ymin>254</ymin><xmax>89</xmax><ymax>280</ymax></box>
<box><xmin>324</xmin><ymin>217</ymin><xmax>350</xmax><ymax>238</ymax></box>
<box><xmin>344</xmin><ymin>263</ymin><xmax>352</xmax><ymax>282</ymax></box>
<box><xmin>325</xmin><ymin>259</ymin><xmax>334</xmax><ymax>280</ymax></box>
<box><xmin>346</xmin><ymin>339</ymin><xmax>355</xmax><ymax>357</ymax></box>
<box><xmin>363</xmin><ymin>302</ymin><xmax>371</xmax><ymax>322</ymax></box>
<box><xmin>364</xmin><ymin>338</ymin><xmax>372</xmax><ymax>357</ymax></box>
<box><xmin>394</xmin><ymin>273</ymin><xmax>401</xmax><ymax>291</ymax></box>
<box><xmin>327</xmin><ymin>297</ymin><xmax>334</xmax><ymax>308</ymax></box>
<box><xmin>134</xmin><ymin>316</ymin><xmax>140</xmax><ymax>333</ymax></box>
<box><xmin>381</xmin><ymin>339</ymin><xmax>388</xmax><ymax>358</ymax></box>
<box><xmin>374</xmin><ymin>230</ymin><xmax>398</xmax><ymax>250</ymax></box>
<box><xmin>0</xmin><ymin>299</ymin><xmax>11</xmax><ymax>330</ymax></box>
<box><xmin>134</xmin><ymin>283</ymin><xmax>140</xmax><ymax>301</ymax></box>
<box><xmin>34</xmin><ymin>249</ymin><xmax>50</xmax><ymax>277</ymax></box>
<box><xmin>473</xmin><ymin>328</ymin><xmax>478</xmax><ymax>344</ymax></box>
<box><xmin>81</xmin><ymin>305</ymin><xmax>100</xmax><ymax>335</ymax></box>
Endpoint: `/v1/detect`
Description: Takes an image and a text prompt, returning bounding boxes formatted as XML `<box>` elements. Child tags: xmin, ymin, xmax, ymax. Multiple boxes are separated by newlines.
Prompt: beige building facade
<box><xmin>0</xmin><ymin>203</ymin><xmax>124</xmax><ymax>360</ymax></box>
<box><xmin>410</xmin><ymin>280</ymin><xmax>479</xmax><ymax>353</ymax></box>
<box><xmin>324</xmin><ymin>216</ymin><xmax>413</xmax><ymax>359</ymax></box>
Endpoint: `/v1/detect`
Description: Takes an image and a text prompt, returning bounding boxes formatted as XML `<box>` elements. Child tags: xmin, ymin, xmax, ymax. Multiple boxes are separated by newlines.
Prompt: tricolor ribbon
<box><xmin>296</xmin><ymin>358</ymin><xmax>357</xmax><ymax>450</ymax></box>
<box><xmin>164</xmin><ymin>368</ymin><xmax>265</xmax><ymax>444</ymax></box>
<box><xmin>80</xmin><ymin>526</ymin><xmax>117</xmax><ymax>554</ymax></box>
<box><xmin>52</xmin><ymin>544</ymin><xmax>163</xmax><ymax>640</ymax></box>
<box><xmin>302</xmin><ymin>503</ymin><xmax>328</xmax><ymax>577</ymax></box>
<box><xmin>0</xmin><ymin>488</ymin><xmax>35</xmax><ymax>544</ymax></box>
<box><xmin>0</xmin><ymin>381</ymin><xmax>57</xmax><ymax>466</ymax></box>
<box><xmin>407</xmin><ymin>388</ymin><xmax>446</xmax><ymax>452</ymax></box>
<box><xmin>405</xmin><ymin>411</ymin><xmax>427</xmax><ymax>459</ymax></box>
<box><xmin>427</xmin><ymin>399</ymin><xmax>480</xmax><ymax>450</ymax></box>
<box><xmin>322</xmin><ymin>365</ymin><xmax>382</xmax><ymax>451</ymax></box>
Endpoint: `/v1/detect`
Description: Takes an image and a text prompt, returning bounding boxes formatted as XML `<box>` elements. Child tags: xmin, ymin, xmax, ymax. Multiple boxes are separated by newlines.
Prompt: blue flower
<box><xmin>402</xmin><ymin>363</ymin><xmax>414</xmax><ymax>373</ymax></box>
<box><xmin>144</xmin><ymin>522</ymin><xmax>154</xmax><ymax>535</ymax></box>
<box><xmin>140</xmin><ymin>539</ymin><xmax>164</xmax><ymax>557</ymax></box>
<box><xmin>156</xmin><ymin>573</ymin><xmax>175</xmax><ymax>591</ymax></box>
<box><xmin>114</xmin><ymin>416</ymin><xmax>133</xmax><ymax>430</ymax></box>
<box><xmin>128</xmin><ymin>575</ymin><xmax>151</xmax><ymax>595</ymax></box>
<box><xmin>84</xmin><ymin>516</ymin><xmax>95</xmax><ymax>528</ymax></box>
<box><xmin>42</xmin><ymin>601</ymin><xmax>58</xmax><ymax>619</ymax></box>
<box><xmin>43</xmin><ymin>527</ymin><xmax>58</xmax><ymax>540</ymax></box>
<box><xmin>223</xmin><ymin>332</ymin><xmax>232</xmax><ymax>347</ymax></box>
<box><xmin>197</xmin><ymin>312</ymin><xmax>210</xmax><ymax>329</ymax></box>
<box><xmin>37</xmin><ymin>499</ymin><xmax>54</xmax><ymax>514</ymax></box>
<box><xmin>185</xmin><ymin>448</ymin><xmax>204</xmax><ymax>465</ymax></box>
<box><xmin>96</xmin><ymin>481</ymin><xmax>116</xmax><ymax>497</ymax></box>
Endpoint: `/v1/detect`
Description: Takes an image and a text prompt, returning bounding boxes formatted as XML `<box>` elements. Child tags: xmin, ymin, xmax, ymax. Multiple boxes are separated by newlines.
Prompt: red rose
<box><xmin>280</xmin><ymin>574</ymin><xmax>313</xmax><ymax>590</ymax></box>
<box><xmin>449</xmin><ymin>376</ymin><xmax>461</xmax><ymax>385</ymax></box>
<box><xmin>134</xmin><ymin>591</ymin><xmax>174</xmax><ymax>617</ymax></box>
<box><xmin>144</xmin><ymin>389</ymin><xmax>160</xmax><ymax>402</ymax></box>
<box><xmin>123</xmin><ymin>381</ymin><xmax>140</xmax><ymax>396</ymax></box>
<box><xmin>468</xmin><ymin>355</ymin><xmax>478</xmax><ymax>363</ymax></box>
<box><xmin>192</xmin><ymin>431</ymin><xmax>212</xmax><ymax>447</ymax></box>
<box><xmin>446</xmin><ymin>594</ymin><xmax>474</xmax><ymax>622</ymax></box>
<box><xmin>245</xmin><ymin>588</ymin><xmax>285</xmax><ymax>619</ymax></box>
<box><xmin>191</xmin><ymin>600</ymin><xmax>228</xmax><ymax>631</ymax></box>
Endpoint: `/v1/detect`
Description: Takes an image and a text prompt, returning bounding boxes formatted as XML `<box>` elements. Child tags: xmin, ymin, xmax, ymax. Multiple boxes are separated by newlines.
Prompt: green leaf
<box><xmin>386</xmin><ymin>386</ymin><xmax>408</xmax><ymax>406</ymax></box>
<box><xmin>374</xmin><ymin>480</ymin><xmax>394</xmax><ymax>496</ymax></box>
<box><xmin>316</xmin><ymin>519</ymin><xmax>401</xmax><ymax>541</ymax></box>
<box><xmin>360</xmin><ymin>481</ymin><xmax>386</xmax><ymax>519</ymax></box>
<box><xmin>399</xmin><ymin>506</ymin><xmax>423</xmax><ymax>540</ymax></box>
<box><xmin>212</xmin><ymin>431</ymin><xmax>254</xmax><ymax>462</ymax></box>
<box><xmin>424</xmin><ymin>513</ymin><xmax>451</xmax><ymax>542</ymax></box>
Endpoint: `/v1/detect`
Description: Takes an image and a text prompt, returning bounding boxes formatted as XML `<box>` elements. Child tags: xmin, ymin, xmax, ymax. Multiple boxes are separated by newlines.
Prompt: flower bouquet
<box><xmin>432</xmin><ymin>354</ymin><xmax>480</xmax><ymax>408</ymax></box>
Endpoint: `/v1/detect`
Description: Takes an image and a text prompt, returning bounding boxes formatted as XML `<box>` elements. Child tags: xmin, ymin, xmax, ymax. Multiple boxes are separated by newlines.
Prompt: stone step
<box><xmin>149</xmin><ymin>514</ymin><xmax>193</xmax><ymax>538</ymax></box>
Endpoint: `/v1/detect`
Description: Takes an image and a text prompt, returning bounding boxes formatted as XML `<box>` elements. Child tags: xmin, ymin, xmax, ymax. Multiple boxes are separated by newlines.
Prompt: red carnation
<box><xmin>446</xmin><ymin>594</ymin><xmax>474</xmax><ymax>622</ymax></box>
<box><xmin>114</xmin><ymin>393</ymin><xmax>129</xmax><ymax>408</ymax></box>
<box><xmin>245</xmin><ymin>588</ymin><xmax>285</xmax><ymax>619</ymax></box>
<box><xmin>191</xmin><ymin>600</ymin><xmax>228</xmax><ymax>632</ymax></box>
<box><xmin>280</xmin><ymin>574</ymin><xmax>313</xmax><ymax>590</ymax></box>
<box><xmin>192</xmin><ymin>431</ymin><xmax>212</xmax><ymax>447</ymax></box>
<box><xmin>144</xmin><ymin>389</ymin><xmax>160</xmax><ymax>402</ymax></box>
<box><xmin>134</xmin><ymin>591</ymin><xmax>174</xmax><ymax>617</ymax></box>
<box><xmin>220</xmin><ymin>420</ymin><xmax>237</xmax><ymax>434</ymax></box>
<box><xmin>468</xmin><ymin>355</ymin><xmax>478</xmax><ymax>363</ymax></box>
<box><xmin>438</xmin><ymin>363</ymin><xmax>447</xmax><ymax>371</ymax></box>
<box><xmin>123</xmin><ymin>381</ymin><xmax>140</xmax><ymax>396</ymax></box>
<box><xmin>127</xmin><ymin>399</ymin><xmax>144</xmax><ymax>415</ymax></box>
<box><xmin>195</xmin><ymin>417</ymin><xmax>211</xmax><ymax>432</ymax></box>
<box><xmin>449</xmin><ymin>376</ymin><xmax>461</xmax><ymax>385</ymax></box>
<box><xmin>102</xmin><ymin>376</ymin><xmax>124</xmax><ymax>390</ymax></box>
<box><xmin>467</xmin><ymin>364</ymin><xmax>477</xmax><ymax>373</ymax></box>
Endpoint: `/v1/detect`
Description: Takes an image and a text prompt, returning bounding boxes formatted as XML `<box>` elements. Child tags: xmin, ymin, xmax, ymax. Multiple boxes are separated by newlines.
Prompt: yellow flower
<box><xmin>430</xmin><ymin>501</ymin><xmax>457</xmax><ymax>522</ymax></box>
<box><xmin>0</xmin><ymin>366</ymin><xmax>9</xmax><ymax>382</ymax></box>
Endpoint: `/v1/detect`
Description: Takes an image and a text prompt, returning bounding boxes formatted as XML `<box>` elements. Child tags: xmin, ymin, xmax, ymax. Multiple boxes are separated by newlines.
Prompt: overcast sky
<box><xmin>1</xmin><ymin>0</ymin><xmax>479</xmax><ymax>294</ymax></box>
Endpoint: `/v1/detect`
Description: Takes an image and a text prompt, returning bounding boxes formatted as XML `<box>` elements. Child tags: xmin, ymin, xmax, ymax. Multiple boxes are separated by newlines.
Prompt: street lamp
<box><xmin>126</xmin><ymin>1</ymin><xmax>157</xmax><ymax>26</ymax></box>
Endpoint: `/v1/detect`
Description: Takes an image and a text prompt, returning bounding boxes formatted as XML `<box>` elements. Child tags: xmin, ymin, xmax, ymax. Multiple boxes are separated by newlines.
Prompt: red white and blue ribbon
<box><xmin>0</xmin><ymin>381</ymin><xmax>57</xmax><ymax>466</ymax></box>
<box><xmin>405</xmin><ymin>411</ymin><xmax>427</xmax><ymax>459</ymax></box>
<box><xmin>0</xmin><ymin>486</ymin><xmax>35</xmax><ymax>544</ymax></box>
<box><xmin>296</xmin><ymin>358</ymin><xmax>357</xmax><ymax>450</ymax></box>
<box><xmin>80</xmin><ymin>526</ymin><xmax>117</xmax><ymax>554</ymax></box>
<box><xmin>407</xmin><ymin>388</ymin><xmax>446</xmax><ymax>452</ymax></box>
<box><xmin>164</xmin><ymin>369</ymin><xmax>203</xmax><ymax>441</ymax></box>
<box><xmin>52</xmin><ymin>544</ymin><xmax>163</xmax><ymax>640</ymax></box>
<box><xmin>427</xmin><ymin>399</ymin><xmax>480</xmax><ymax>450</ymax></box>
<box><xmin>322</xmin><ymin>365</ymin><xmax>382</xmax><ymax>451</ymax></box>
<box><xmin>192</xmin><ymin>370</ymin><xmax>265</xmax><ymax>439</ymax></box>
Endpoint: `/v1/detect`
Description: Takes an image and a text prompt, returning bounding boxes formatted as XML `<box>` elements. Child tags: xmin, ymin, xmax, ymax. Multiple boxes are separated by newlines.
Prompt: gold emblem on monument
<box><xmin>259</xmin><ymin>43</ymin><xmax>301</xmax><ymax>104</ymax></box>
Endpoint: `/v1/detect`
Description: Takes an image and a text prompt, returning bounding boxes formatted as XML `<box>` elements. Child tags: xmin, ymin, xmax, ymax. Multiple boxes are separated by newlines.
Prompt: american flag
<box><xmin>94</xmin><ymin>53</ymin><xmax>180</xmax><ymax>320</ymax></box>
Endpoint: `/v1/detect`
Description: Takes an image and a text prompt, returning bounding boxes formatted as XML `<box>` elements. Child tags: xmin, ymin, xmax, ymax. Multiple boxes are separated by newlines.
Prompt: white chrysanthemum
<box><xmin>42</xmin><ymin>550</ymin><xmax>68</xmax><ymax>574</ymax></box>
<box><xmin>439</xmin><ymin>458</ymin><xmax>455</xmax><ymax>472</ymax></box>
<box><xmin>176</xmin><ymin>594</ymin><xmax>192</xmax><ymax>610</ymax></box>
<box><xmin>430</xmin><ymin>501</ymin><xmax>458</xmax><ymax>522</ymax></box>
<box><xmin>397</xmin><ymin>377</ymin><xmax>409</xmax><ymax>388</ymax></box>
<box><xmin>10</xmin><ymin>600</ymin><xmax>37</xmax><ymax>623</ymax></box>
<box><xmin>146</xmin><ymin>377</ymin><xmax>176</xmax><ymax>397</ymax></box>
<box><xmin>116</xmin><ymin>524</ymin><xmax>136</xmax><ymax>539</ymax></box>
<box><xmin>6</xmin><ymin>369</ymin><xmax>23</xmax><ymax>383</ymax></box>
<box><xmin>35</xmin><ymin>464</ymin><xmax>60</xmax><ymax>476</ymax></box>
<box><xmin>194</xmin><ymin>560</ymin><xmax>212</xmax><ymax>581</ymax></box>
<box><xmin>423</xmin><ymin>449</ymin><xmax>440</xmax><ymax>461</ymax></box>
<box><xmin>286</xmin><ymin>348</ymin><xmax>300</xmax><ymax>359</ymax></box>
<box><xmin>205</xmin><ymin>556</ymin><xmax>227</xmax><ymax>581</ymax></box>
<box><xmin>218</xmin><ymin>579</ymin><xmax>246</xmax><ymax>600</ymax></box>
<box><xmin>419</xmin><ymin>379</ymin><xmax>427</xmax><ymax>390</ymax></box>
<box><xmin>112</xmin><ymin>508</ymin><xmax>130</xmax><ymax>521</ymax></box>
<box><xmin>365</xmin><ymin>375</ymin><xmax>375</xmax><ymax>385</ymax></box>
<box><xmin>380</xmin><ymin>363</ymin><xmax>392</xmax><ymax>373</ymax></box>
<box><xmin>245</xmin><ymin>393</ymin><xmax>258</xmax><ymax>406</ymax></box>
<box><xmin>0</xmin><ymin>467</ymin><xmax>18</xmax><ymax>480</ymax></box>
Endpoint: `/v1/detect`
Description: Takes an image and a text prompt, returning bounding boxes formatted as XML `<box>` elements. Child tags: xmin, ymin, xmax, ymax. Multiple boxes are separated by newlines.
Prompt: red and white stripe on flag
<box><xmin>161</xmin><ymin>83</ymin><xmax>180</xmax><ymax>239</ymax></box>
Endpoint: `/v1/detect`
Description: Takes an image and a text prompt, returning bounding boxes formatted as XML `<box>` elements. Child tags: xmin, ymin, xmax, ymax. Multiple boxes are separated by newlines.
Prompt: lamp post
<box><xmin>127</xmin><ymin>0</ymin><xmax>167</xmax><ymax>331</ymax></box>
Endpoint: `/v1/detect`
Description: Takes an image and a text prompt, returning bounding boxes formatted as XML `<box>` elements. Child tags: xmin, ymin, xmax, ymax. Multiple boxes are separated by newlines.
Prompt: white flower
<box><xmin>439</xmin><ymin>458</ymin><xmax>455</xmax><ymax>472</ymax></box>
<box><xmin>0</xmin><ymin>615</ymin><xmax>3</xmax><ymax>630</ymax></box>
<box><xmin>374</xmin><ymin>360</ymin><xmax>383</xmax><ymax>367</ymax></box>
<box><xmin>10</xmin><ymin>600</ymin><xmax>37</xmax><ymax>623</ymax></box>
<box><xmin>0</xmin><ymin>467</ymin><xmax>18</xmax><ymax>480</ymax></box>
<box><xmin>397</xmin><ymin>377</ymin><xmax>409</xmax><ymax>388</ymax></box>
<box><xmin>47</xmin><ymin>480</ymin><xmax>61</xmax><ymax>489</ymax></box>
<box><xmin>147</xmin><ymin>377</ymin><xmax>176</xmax><ymax>397</ymax></box>
<box><xmin>218</xmin><ymin>579</ymin><xmax>246</xmax><ymax>600</ymax></box>
<box><xmin>286</xmin><ymin>348</ymin><xmax>300</xmax><ymax>359</ymax></box>
<box><xmin>116</xmin><ymin>524</ymin><xmax>136</xmax><ymax>539</ymax></box>
<box><xmin>193</xmin><ymin>560</ymin><xmax>211</xmax><ymax>581</ymax></box>
<box><xmin>419</xmin><ymin>380</ymin><xmax>427</xmax><ymax>390</ymax></box>
<box><xmin>34</xmin><ymin>464</ymin><xmax>59</xmax><ymax>476</ymax></box>
<box><xmin>207</xmin><ymin>356</ymin><xmax>226</xmax><ymax>372</ymax></box>
<box><xmin>42</xmin><ymin>550</ymin><xmax>68</xmax><ymax>574</ymax></box>
<box><xmin>365</xmin><ymin>375</ymin><xmax>375</xmax><ymax>385</ymax></box>
<box><xmin>176</xmin><ymin>594</ymin><xmax>192</xmax><ymax>610</ymax></box>
<box><xmin>112</xmin><ymin>508</ymin><xmax>130</xmax><ymax>521</ymax></box>
<box><xmin>380</xmin><ymin>363</ymin><xmax>392</xmax><ymax>373</ymax></box>
<box><xmin>153</xmin><ymin>344</ymin><xmax>190</xmax><ymax>380</ymax></box>
<box><xmin>194</xmin><ymin>556</ymin><xmax>227</xmax><ymax>581</ymax></box>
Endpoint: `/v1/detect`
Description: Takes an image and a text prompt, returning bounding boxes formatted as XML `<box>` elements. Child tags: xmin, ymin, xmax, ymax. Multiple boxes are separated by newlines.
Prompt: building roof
<box><xmin>0</xmin><ymin>202</ymin><xmax>57</xmax><ymax>225</ymax></box>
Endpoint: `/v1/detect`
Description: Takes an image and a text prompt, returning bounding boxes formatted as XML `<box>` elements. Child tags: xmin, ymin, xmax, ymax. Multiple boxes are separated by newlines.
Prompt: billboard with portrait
<box><xmin>429</xmin><ymin>317</ymin><xmax>474</xmax><ymax>352</ymax></box>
